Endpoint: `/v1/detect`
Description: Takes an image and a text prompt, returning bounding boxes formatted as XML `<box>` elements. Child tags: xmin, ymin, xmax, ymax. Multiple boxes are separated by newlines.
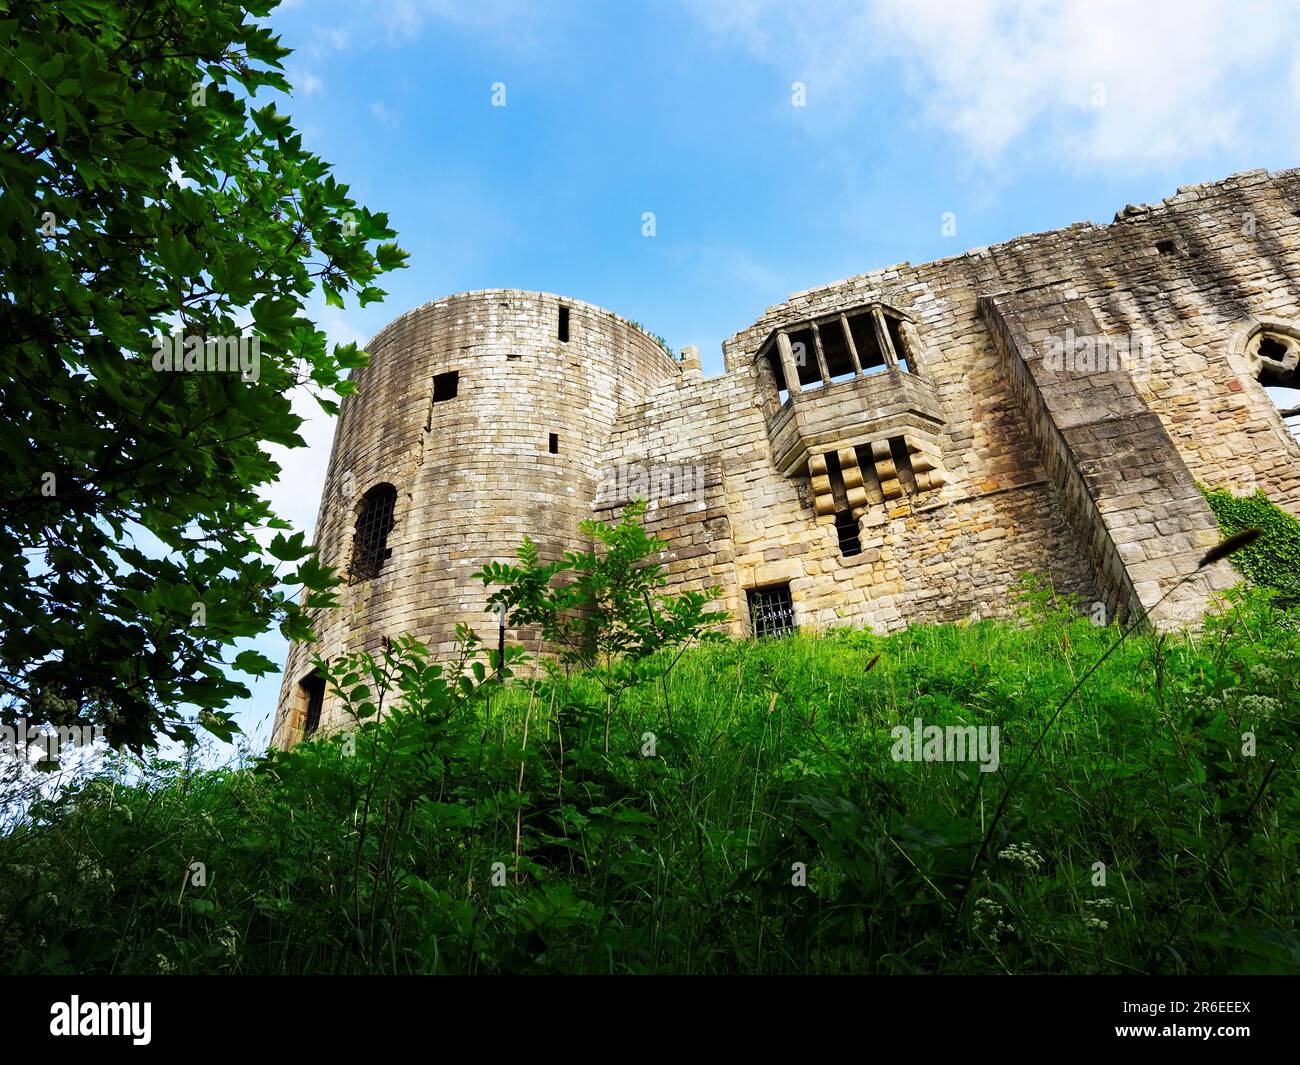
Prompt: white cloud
<box><xmin>372</xmin><ymin>0</ymin><xmax>539</xmax><ymax>36</ymax></box>
<box><xmin>261</xmin><ymin>306</ymin><xmax>369</xmax><ymax>543</ymax></box>
<box><xmin>299</xmin><ymin>0</ymin><xmax>542</xmax><ymax>56</ymax></box>
<box><xmin>369</xmin><ymin>101</ymin><xmax>399</xmax><ymax>127</ymax></box>
<box><xmin>291</xmin><ymin>68</ymin><xmax>323</xmax><ymax>96</ymax></box>
<box><xmin>303</xmin><ymin>25</ymin><xmax>350</xmax><ymax>59</ymax></box>
<box><xmin>687</xmin><ymin>0</ymin><xmax>1300</xmax><ymax>169</ymax></box>
<box><xmin>262</xmin><ymin>387</ymin><xmax>335</xmax><ymax>543</ymax></box>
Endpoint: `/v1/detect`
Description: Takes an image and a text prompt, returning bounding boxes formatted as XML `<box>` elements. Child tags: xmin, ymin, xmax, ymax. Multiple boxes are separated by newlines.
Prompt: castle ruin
<box><xmin>273</xmin><ymin>168</ymin><xmax>1300</xmax><ymax>747</ymax></box>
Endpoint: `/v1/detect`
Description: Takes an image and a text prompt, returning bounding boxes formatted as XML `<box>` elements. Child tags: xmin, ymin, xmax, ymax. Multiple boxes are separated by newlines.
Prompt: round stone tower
<box><xmin>273</xmin><ymin>290</ymin><xmax>682</xmax><ymax>747</ymax></box>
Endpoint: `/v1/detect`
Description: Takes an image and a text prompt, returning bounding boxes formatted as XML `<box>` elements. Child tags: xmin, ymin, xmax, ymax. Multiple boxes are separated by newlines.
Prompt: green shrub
<box><xmin>3</xmin><ymin>507</ymin><xmax>1298</xmax><ymax>975</ymax></box>
<box><xmin>1203</xmin><ymin>487</ymin><xmax>1300</xmax><ymax>599</ymax></box>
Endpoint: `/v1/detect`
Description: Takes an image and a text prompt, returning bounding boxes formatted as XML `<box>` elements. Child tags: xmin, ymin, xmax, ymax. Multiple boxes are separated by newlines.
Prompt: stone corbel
<box><xmin>809</xmin><ymin>453</ymin><xmax>836</xmax><ymax>520</ymax></box>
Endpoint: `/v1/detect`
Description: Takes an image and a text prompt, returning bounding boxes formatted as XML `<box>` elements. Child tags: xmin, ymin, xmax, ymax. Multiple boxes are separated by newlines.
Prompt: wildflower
<box><xmin>1083</xmin><ymin>897</ymin><xmax>1114</xmax><ymax>932</ymax></box>
<box><xmin>1239</xmin><ymin>694</ymin><xmax>1280</xmax><ymax>721</ymax></box>
<box><xmin>997</xmin><ymin>842</ymin><xmax>1045</xmax><ymax>874</ymax></box>
<box><xmin>1248</xmin><ymin>664</ymin><xmax>1278</xmax><ymax>685</ymax></box>
<box><xmin>974</xmin><ymin>897</ymin><xmax>1015</xmax><ymax>944</ymax></box>
<box><xmin>75</xmin><ymin>857</ymin><xmax>113</xmax><ymax>890</ymax></box>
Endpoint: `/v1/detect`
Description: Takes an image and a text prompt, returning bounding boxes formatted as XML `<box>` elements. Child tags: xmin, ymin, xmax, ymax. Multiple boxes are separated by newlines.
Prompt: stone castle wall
<box><xmin>274</xmin><ymin>169</ymin><xmax>1300</xmax><ymax>747</ymax></box>
<box><xmin>273</xmin><ymin>290</ymin><xmax>681</xmax><ymax>745</ymax></box>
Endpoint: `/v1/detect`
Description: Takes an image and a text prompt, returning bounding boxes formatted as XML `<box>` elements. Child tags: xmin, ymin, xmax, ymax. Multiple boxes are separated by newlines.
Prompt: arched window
<box><xmin>350</xmin><ymin>483</ymin><xmax>397</xmax><ymax>583</ymax></box>
<box><xmin>1248</xmin><ymin>328</ymin><xmax>1300</xmax><ymax>441</ymax></box>
<box><xmin>299</xmin><ymin>670</ymin><xmax>325</xmax><ymax>738</ymax></box>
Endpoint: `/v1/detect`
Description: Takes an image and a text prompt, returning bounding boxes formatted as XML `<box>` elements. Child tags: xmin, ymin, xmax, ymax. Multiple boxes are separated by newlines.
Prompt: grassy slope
<box><xmin>1</xmin><ymin>586</ymin><xmax>1297</xmax><ymax>974</ymax></box>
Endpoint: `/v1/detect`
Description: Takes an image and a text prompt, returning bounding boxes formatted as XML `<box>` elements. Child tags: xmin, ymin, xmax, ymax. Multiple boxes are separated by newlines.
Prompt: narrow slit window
<box><xmin>300</xmin><ymin>672</ymin><xmax>326</xmax><ymax>738</ymax></box>
<box><xmin>548</xmin><ymin>432</ymin><xmax>559</xmax><ymax>454</ymax></box>
<box><xmin>558</xmin><ymin>306</ymin><xmax>570</xmax><ymax>343</ymax></box>
<box><xmin>834</xmin><ymin>510</ymin><xmax>861</xmax><ymax>557</ymax></box>
<box><xmin>825</xmin><ymin>450</ymin><xmax>850</xmax><ymax>511</ymax></box>
<box><xmin>432</xmin><ymin>370</ymin><xmax>459</xmax><ymax>401</ymax></box>
<box><xmin>350</xmin><ymin>483</ymin><xmax>397</xmax><ymax>583</ymax></box>
<box><xmin>747</xmin><ymin>584</ymin><xmax>795</xmax><ymax>639</ymax></box>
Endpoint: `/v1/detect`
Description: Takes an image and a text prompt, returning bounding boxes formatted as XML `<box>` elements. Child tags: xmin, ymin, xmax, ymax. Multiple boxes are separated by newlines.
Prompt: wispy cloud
<box><xmin>290</xmin><ymin>67</ymin><xmax>323</xmax><ymax>96</ymax></box>
<box><xmin>297</xmin><ymin>0</ymin><xmax>544</xmax><ymax>57</ymax></box>
<box><xmin>376</xmin><ymin>0</ymin><xmax>537</xmax><ymax>35</ymax></box>
<box><xmin>261</xmin><ymin>307</ymin><xmax>370</xmax><ymax>543</ymax></box>
<box><xmin>686</xmin><ymin>0</ymin><xmax>1300</xmax><ymax>169</ymax></box>
<box><xmin>369</xmin><ymin>101</ymin><xmax>400</xmax><ymax>127</ymax></box>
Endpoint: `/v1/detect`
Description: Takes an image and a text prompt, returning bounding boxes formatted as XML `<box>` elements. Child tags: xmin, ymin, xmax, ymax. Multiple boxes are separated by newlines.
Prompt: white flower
<box><xmin>1249</xmin><ymin>664</ymin><xmax>1278</xmax><ymax>685</ymax></box>
<box><xmin>974</xmin><ymin>897</ymin><xmax>1015</xmax><ymax>944</ymax></box>
<box><xmin>1083</xmin><ymin>896</ymin><xmax>1114</xmax><ymax>931</ymax></box>
<box><xmin>997</xmin><ymin>842</ymin><xmax>1045</xmax><ymax>874</ymax></box>
<box><xmin>1239</xmin><ymin>694</ymin><xmax>1280</xmax><ymax>720</ymax></box>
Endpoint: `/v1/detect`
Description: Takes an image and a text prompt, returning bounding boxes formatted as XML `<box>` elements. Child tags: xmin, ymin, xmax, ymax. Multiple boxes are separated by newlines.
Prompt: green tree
<box><xmin>474</xmin><ymin>502</ymin><xmax>728</xmax><ymax>742</ymax></box>
<box><xmin>476</xmin><ymin>502</ymin><xmax>728</xmax><ymax>678</ymax></box>
<box><xmin>0</xmin><ymin>0</ymin><xmax>407</xmax><ymax>749</ymax></box>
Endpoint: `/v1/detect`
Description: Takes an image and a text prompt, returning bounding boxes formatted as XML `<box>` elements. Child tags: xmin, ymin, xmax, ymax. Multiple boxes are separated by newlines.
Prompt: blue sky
<box><xmin>223</xmin><ymin>0</ymin><xmax>1300</xmax><ymax>749</ymax></box>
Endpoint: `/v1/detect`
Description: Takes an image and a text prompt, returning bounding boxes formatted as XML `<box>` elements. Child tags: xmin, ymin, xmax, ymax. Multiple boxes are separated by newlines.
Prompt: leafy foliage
<box><xmin>0</xmin><ymin>0</ymin><xmax>406</xmax><ymax>747</ymax></box>
<box><xmin>2</xmin><ymin>575</ymin><xmax>1297</xmax><ymax>974</ymax></box>
<box><xmin>474</xmin><ymin>501</ymin><xmax>728</xmax><ymax>689</ymax></box>
<box><xmin>1203</xmin><ymin>487</ymin><xmax>1300</xmax><ymax>602</ymax></box>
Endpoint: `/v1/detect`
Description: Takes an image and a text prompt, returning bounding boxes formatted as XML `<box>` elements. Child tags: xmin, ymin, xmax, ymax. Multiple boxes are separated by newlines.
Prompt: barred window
<box><xmin>747</xmin><ymin>584</ymin><xmax>795</xmax><ymax>639</ymax></box>
<box><xmin>300</xmin><ymin>672</ymin><xmax>325</xmax><ymax>738</ymax></box>
<box><xmin>350</xmin><ymin>483</ymin><xmax>397</xmax><ymax>583</ymax></box>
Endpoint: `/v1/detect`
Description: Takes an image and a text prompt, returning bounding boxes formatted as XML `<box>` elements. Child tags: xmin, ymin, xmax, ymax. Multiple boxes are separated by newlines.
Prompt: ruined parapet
<box><xmin>680</xmin><ymin>345</ymin><xmax>703</xmax><ymax>383</ymax></box>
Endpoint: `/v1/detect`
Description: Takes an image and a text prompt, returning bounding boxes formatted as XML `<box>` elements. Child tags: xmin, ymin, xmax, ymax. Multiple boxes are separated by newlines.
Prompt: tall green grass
<box><xmin>1</xmin><ymin>584</ymin><xmax>1296</xmax><ymax>974</ymax></box>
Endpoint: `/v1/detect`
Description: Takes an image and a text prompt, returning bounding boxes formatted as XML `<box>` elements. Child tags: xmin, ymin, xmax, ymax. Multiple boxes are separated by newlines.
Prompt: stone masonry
<box><xmin>273</xmin><ymin>168</ymin><xmax>1300</xmax><ymax>747</ymax></box>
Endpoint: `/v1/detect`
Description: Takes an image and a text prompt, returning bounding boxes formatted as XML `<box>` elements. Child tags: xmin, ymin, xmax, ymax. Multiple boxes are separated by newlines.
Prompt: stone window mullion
<box><xmin>777</xmin><ymin>330</ymin><xmax>802</xmax><ymax>396</ymax></box>
<box><xmin>811</xmin><ymin>322</ymin><xmax>832</xmax><ymax>385</ymax></box>
<box><xmin>840</xmin><ymin>314</ymin><xmax>862</xmax><ymax>376</ymax></box>
<box><xmin>871</xmin><ymin>306</ymin><xmax>900</xmax><ymax>370</ymax></box>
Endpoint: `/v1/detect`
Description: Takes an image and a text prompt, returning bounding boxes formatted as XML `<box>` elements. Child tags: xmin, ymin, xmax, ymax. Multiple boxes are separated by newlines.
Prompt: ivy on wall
<box><xmin>1202</xmin><ymin>487</ymin><xmax>1300</xmax><ymax>596</ymax></box>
